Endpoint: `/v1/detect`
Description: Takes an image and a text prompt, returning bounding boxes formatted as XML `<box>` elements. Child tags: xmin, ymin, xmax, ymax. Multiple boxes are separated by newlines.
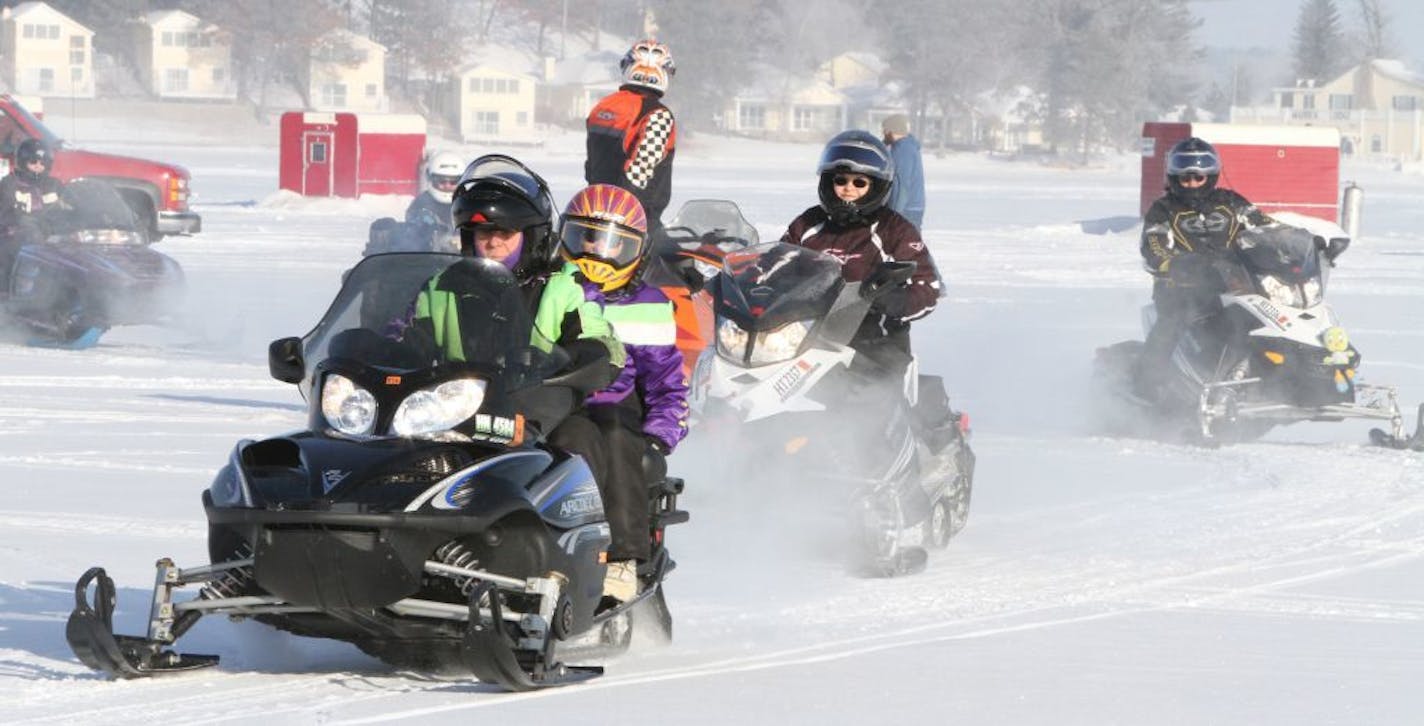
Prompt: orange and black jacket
<box><xmin>585</xmin><ymin>86</ymin><xmax>677</xmax><ymax>226</ymax></box>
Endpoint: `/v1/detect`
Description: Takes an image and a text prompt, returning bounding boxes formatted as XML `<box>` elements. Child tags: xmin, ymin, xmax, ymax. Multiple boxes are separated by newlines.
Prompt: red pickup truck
<box><xmin>0</xmin><ymin>94</ymin><xmax>200</xmax><ymax>238</ymax></box>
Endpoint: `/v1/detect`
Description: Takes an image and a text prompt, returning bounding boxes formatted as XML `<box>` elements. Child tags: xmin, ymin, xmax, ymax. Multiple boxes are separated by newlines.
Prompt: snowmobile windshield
<box><xmin>716</xmin><ymin>242</ymin><xmax>844</xmax><ymax>331</ymax></box>
<box><xmin>35</xmin><ymin>179</ymin><xmax>143</xmax><ymax>244</ymax></box>
<box><xmin>663</xmin><ymin>199</ymin><xmax>760</xmax><ymax>252</ymax></box>
<box><xmin>300</xmin><ymin>253</ymin><xmax>554</xmax><ymax>388</ymax></box>
<box><xmin>1236</xmin><ymin>224</ymin><xmax>1324</xmax><ymax>284</ymax></box>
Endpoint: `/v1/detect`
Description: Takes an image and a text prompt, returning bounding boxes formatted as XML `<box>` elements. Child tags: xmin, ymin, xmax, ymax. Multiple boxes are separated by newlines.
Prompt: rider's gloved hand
<box><xmin>644</xmin><ymin>435</ymin><xmax>670</xmax><ymax>456</ymax></box>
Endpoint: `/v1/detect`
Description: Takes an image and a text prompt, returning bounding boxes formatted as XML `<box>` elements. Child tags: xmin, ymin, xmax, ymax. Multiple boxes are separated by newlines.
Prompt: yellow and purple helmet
<box><xmin>559</xmin><ymin>184</ymin><xmax>649</xmax><ymax>292</ymax></box>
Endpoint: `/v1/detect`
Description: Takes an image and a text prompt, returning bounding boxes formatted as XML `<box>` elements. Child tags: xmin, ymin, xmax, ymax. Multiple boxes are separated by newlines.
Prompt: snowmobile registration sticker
<box><xmin>472</xmin><ymin>414</ymin><xmax>525</xmax><ymax>446</ymax></box>
<box><xmin>773</xmin><ymin>359</ymin><xmax>819</xmax><ymax>401</ymax></box>
<box><xmin>1252</xmin><ymin>299</ymin><xmax>1291</xmax><ymax>328</ymax></box>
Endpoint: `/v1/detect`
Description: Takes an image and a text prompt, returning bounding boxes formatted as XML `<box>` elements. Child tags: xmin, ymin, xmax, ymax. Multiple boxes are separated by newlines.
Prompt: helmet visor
<box><xmin>817</xmin><ymin>143</ymin><xmax>890</xmax><ymax>178</ymax></box>
<box><xmin>458</xmin><ymin>156</ymin><xmax>545</xmax><ymax>202</ymax></box>
<box><xmin>560</xmin><ymin>218</ymin><xmax>645</xmax><ymax>267</ymax></box>
<box><xmin>1166</xmin><ymin>149</ymin><xmax>1220</xmax><ymax>177</ymax></box>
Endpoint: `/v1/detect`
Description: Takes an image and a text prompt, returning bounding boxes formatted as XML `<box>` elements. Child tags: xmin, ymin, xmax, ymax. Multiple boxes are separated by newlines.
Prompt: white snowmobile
<box><xmin>689</xmin><ymin>242</ymin><xmax>974</xmax><ymax>576</ymax></box>
<box><xmin>1095</xmin><ymin>222</ymin><xmax>1422</xmax><ymax>449</ymax></box>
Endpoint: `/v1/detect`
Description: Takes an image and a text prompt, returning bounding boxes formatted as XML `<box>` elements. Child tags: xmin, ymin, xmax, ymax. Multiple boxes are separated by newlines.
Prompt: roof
<box><xmin>737</xmin><ymin>72</ymin><xmax>847</xmax><ymax>106</ymax></box>
<box><xmin>1369</xmin><ymin>59</ymin><xmax>1424</xmax><ymax>89</ymax></box>
<box><xmin>141</xmin><ymin>9</ymin><xmax>201</xmax><ymax>28</ymax></box>
<box><xmin>10</xmin><ymin>2</ymin><xmax>94</xmax><ymax>34</ymax></box>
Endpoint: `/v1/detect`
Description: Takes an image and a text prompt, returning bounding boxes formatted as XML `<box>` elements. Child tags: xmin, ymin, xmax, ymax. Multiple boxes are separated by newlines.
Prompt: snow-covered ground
<box><xmin>2</xmin><ymin>118</ymin><xmax>1422</xmax><ymax>725</ymax></box>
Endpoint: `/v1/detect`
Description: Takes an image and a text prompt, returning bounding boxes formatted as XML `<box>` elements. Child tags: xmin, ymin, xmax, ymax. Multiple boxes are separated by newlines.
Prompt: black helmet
<box><xmin>15</xmin><ymin>139</ymin><xmax>52</xmax><ymax>183</ymax></box>
<box><xmin>450</xmin><ymin>154</ymin><xmax>558</xmax><ymax>282</ymax></box>
<box><xmin>816</xmin><ymin>130</ymin><xmax>894</xmax><ymax>226</ymax></box>
<box><xmin>1165</xmin><ymin>137</ymin><xmax>1221</xmax><ymax>203</ymax></box>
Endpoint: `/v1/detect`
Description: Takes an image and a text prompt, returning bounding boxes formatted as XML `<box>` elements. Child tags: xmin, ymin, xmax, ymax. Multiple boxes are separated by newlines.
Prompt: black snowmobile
<box><xmin>1094</xmin><ymin>223</ymin><xmax>1422</xmax><ymax>449</ymax></box>
<box><xmin>2</xmin><ymin>178</ymin><xmax>184</xmax><ymax>347</ymax></box>
<box><xmin>689</xmin><ymin>242</ymin><xmax>975</xmax><ymax>576</ymax></box>
<box><xmin>65</xmin><ymin>253</ymin><xmax>688</xmax><ymax>691</ymax></box>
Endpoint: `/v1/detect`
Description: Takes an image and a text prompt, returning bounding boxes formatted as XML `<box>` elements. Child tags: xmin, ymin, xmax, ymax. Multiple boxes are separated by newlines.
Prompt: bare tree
<box><xmin>186</xmin><ymin>0</ymin><xmax>345</xmax><ymax>115</ymax></box>
<box><xmin>1355</xmin><ymin>0</ymin><xmax>1394</xmax><ymax>60</ymax></box>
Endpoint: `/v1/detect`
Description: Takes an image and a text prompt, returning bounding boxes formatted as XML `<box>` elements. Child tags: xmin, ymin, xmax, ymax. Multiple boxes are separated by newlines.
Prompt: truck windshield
<box><xmin>0</xmin><ymin>101</ymin><xmax>62</xmax><ymax>152</ymax></box>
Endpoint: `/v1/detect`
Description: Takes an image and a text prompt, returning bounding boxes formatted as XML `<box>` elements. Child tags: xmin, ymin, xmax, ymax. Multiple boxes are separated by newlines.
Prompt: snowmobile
<box><xmin>2</xmin><ymin>178</ymin><xmax>184</xmax><ymax>348</ymax></box>
<box><xmin>364</xmin><ymin>209</ymin><xmax>459</xmax><ymax>256</ymax></box>
<box><xmin>688</xmin><ymin>242</ymin><xmax>974</xmax><ymax>576</ymax></box>
<box><xmin>65</xmin><ymin>253</ymin><xmax>688</xmax><ymax>691</ymax></box>
<box><xmin>644</xmin><ymin>199</ymin><xmax>759</xmax><ymax>378</ymax></box>
<box><xmin>1095</xmin><ymin>222</ymin><xmax>1422</xmax><ymax>449</ymax></box>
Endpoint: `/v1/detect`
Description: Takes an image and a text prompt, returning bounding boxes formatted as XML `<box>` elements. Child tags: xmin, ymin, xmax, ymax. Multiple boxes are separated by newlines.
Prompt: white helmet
<box><xmin>426</xmin><ymin>151</ymin><xmax>464</xmax><ymax>204</ymax></box>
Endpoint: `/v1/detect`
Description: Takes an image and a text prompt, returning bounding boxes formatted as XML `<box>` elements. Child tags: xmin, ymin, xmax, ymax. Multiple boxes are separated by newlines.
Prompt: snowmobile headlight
<box><xmin>1301</xmin><ymin>277</ymin><xmax>1323</xmax><ymax>307</ymax></box>
<box><xmin>392</xmin><ymin>378</ymin><xmax>487</xmax><ymax>437</ymax></box>
<box><xmin>749</xmin><ymin>319</ymin><xmax>813</xmax><ymax>366</ymax></box>
<box><xmin>715</xmin><ymin>317</ymin><xmax>751</xmax><ymax>363</ymax></box>
<box><xmin>321</xmin><ymin>373</ymin><xmax>377</xmax><ymax>436</ymax></box>
<box><xmin>1260</xmin><ymin>275</ymin><xmax>1304</xmax><ymax>308</ymax></box>
<box><xmin>75</xmin><ymin>229</ymin><xmax>141</xmax><ymax>245</ymax></box>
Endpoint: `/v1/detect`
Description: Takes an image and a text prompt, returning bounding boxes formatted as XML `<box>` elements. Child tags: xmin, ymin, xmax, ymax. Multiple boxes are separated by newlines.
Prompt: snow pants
<box><xmin>547</xmin><ymin>399</ymin><xmax>652</xmax><ymax>562</ymax></box>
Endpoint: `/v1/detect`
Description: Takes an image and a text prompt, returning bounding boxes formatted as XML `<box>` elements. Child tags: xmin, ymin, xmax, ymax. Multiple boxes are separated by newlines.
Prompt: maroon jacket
<box><xmin>781</xmin><ymin>205</ymin><xmax>941</xmax><ymax>332</ymax></box>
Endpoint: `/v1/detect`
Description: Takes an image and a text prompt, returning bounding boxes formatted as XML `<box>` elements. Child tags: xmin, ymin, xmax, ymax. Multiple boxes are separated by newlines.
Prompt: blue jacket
<box><xmin>887</xmin><ymin>135</ymin><xmax>925</xmax><ymax>230</ymax></box>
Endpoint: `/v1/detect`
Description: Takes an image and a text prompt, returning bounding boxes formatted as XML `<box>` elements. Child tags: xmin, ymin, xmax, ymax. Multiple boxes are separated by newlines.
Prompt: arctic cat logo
<box><xmin>558</xmin><ymin>493</ymin><xmax>601</xmax><ymax>518</ymax></box>
<box><xmin>322</xmin><ymin>469</ymin><xmax>350</xmax><ymax>492</ymax></box>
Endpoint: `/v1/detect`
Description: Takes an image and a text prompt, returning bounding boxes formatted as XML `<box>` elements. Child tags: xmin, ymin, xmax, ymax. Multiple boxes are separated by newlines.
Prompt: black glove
<box><xmin>645</xmin><ymin>435</ymin><xmax>670</xmax><ymax>456</ymax></box>
<box><xmin>869</xmin><ymin>284</ymin><xmax>910</xmax><ymax>318</ymax></box>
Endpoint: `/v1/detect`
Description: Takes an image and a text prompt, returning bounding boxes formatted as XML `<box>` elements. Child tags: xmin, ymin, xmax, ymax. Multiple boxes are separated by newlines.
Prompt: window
<box><xmin>1392</xmin><ymin>95</ymin><xmax>1418</xmax><ymax>111</ymax></box>
<box><xmin>321</xmin><ymin>83</ymin><xmax>348</xmax><ymax>108</ymax></box>
<box><xmin>1301</xmin><ymin>94</ymin><xmax>1316</xmax><ymax>110</ymax></box>
<box><xmin>365</xmin><ymin>83</ymin><xmax>378</xmax><ymax>98</ymax></box>
<box><xmin>69</xmin><ymin>36</ymin><xmax>84</xmax><ymax>65</ymax></box>
<box><xmin>1371</xmin><ymin>134</ymin><xmax>1383</xmax><ymax>153</ymax></box>
<box><xmin>738</xmin><ymin>104</ymin><xmax>766</xmax><ymax>130</ymax></box>
<box><xmin>49</xmin><ymin>25</ymin><xmax>60</xmax><ymax>40</ymax></box>
<box><xmin>212</xmin><ymin>67</ymin><xmax>225</xmax><ymax>84</ymax></box>
<box><xmin>161</xmin><ymin>31</ymin><xmax>173</xmax><ymax>46</ymax></box>
<box><xmin>509</xmin><ymin>79</ymin><xmax>520</xmax><ymax>94</ymax></box>
<box><xmin>516</xmin><ymin>111</ymin><xmax>528</xmax><ymax>126</ymax></box>
<box><xmin>70</xmin><ymin>67</ymin><xmax>83</xmax><ymax>84</ymax></box>
<box><xmin>37</xmin><ymin>68</ymin><xmax>54</xmax><ymax>93</ymax></box>
<box><xmin>1279</xmin><ymin>92</ymin><xmax>1294</xmax><ymax>109</ymax></box>
<box><xmin>309</xmin><ymin>142</ymin><xmax>327</xmax><ymax>163</ymax></box>
<box><xmin>474</xmin><ymin>111</ymin><xmax>500</xmax><ymax>135</ymax></box>
<box><xmin>164</xmin><ymin>68</ymin><xmax>189</xmax><ymax>92</ymax></box>
<box><xmin>22</xmin><ymin>24</ymin><xmax>34</xmax><ymax>39</ymax></box>
<box><xmin>1328</xmin><ymin>94</ymin><xmax>1353</xmax><ymax>110</ymax></box>
<box><xmin>482</xmin><ymin>78</ymin><xmax>495</xmax><ymax>93</ymax></box>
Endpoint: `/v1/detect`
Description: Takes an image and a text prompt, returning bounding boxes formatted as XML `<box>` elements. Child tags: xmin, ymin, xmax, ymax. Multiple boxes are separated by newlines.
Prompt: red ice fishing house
<box><xmin>279</xmin><ymin>112</ymin><xmax>427</xmax><ymax>198</ymax></box>
<box><xmin>1141</xmin><ymin>122</ymin><xmax>1342</xmax><ymax>222</ymax></box>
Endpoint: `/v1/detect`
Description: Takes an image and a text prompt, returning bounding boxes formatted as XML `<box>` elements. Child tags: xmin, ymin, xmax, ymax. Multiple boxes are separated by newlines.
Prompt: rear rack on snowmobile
<box><xmin>1197</xmin><ymin>379</ymin><xmax>1410</xmax><ymax>444</ymax></box>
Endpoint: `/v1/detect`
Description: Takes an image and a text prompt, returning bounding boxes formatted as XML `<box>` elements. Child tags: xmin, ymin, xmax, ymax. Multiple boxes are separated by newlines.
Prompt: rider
<box><xmin>780</xmin><ymin>130</ymin><xmax>954</xmax><ymax>445</ymax></box>
<box><xmin>585</xmin><ymin>39</ymin><xmax>677</xmax><ymax>240</ymax></box>
<box><xmin>406</xmin><ymin>150</ymin><xmax>463</xmax><ymax>229</ymax></box>
<box><xmin>0</xmin><ymin>139</ymin><xmax>63</xmax><ymax>276</ymax></box>
<box><xmin>1135</xmin><ymin>136</ymin><xmax>1274</xmax><ymax>399</ymax></box>
<box><xmin>781</xmin><ymin>130</ymin><xmax>942</xmax><ymax>363</ymax></box>
<box><xmin>404</xmin><ymin>154</ymin><xmax>624</xmax><ymax>369</ymax></box>
<box><xmin>549</xmin><ymin>183</ymin><xmax>688</xmax><ymax>603</ymax></box>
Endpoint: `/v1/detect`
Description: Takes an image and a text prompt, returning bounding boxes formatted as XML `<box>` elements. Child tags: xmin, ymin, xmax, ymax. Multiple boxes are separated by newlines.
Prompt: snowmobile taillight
<box><xmin>957</xmin><ymin>412</ymin><xmax>971</xmax><ymax>434</ymax></box>
<box><xmin>784</xmin><ymin>436</ymin><xmax>809</xmax><ymax>454</ymax></box>
<box><xmin>1264</xmin><ymin>351</ymin><xmax>1285</xmax><ymax>365</ymax></box>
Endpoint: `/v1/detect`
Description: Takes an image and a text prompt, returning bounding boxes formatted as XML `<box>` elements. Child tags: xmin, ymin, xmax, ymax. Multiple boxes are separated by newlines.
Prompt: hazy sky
<box><xmin>1194</xmin><ymin>0</ymin><xmax>1424</xmax><ymax>65</ymax></box>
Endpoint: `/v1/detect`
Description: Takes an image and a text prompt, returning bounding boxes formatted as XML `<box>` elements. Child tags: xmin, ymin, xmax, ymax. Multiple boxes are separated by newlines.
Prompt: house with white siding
<box><xmin>0</xmin><ymin>2</ymin><xmax>94</xmax><ymax>98</ymax></box>
<box><xmin>131</xmin><ymin>9</ymin><xmax>236</xmax><ymax>100</ymax></box>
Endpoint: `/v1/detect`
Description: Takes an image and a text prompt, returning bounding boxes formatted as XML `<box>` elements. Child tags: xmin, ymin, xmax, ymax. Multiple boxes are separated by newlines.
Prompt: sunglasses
<box><xmin>832</xmin><ymin>175</ymin><xmax>870</xmax><ymax>189</ymax></box>
<box><xmin>1178</xmin><ymin>173</ymin><xmax>1207</xmax><ymax>183</ymax></box>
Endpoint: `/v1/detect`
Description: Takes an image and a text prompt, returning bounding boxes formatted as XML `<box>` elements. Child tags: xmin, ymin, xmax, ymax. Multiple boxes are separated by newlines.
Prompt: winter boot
<box><xmin>602</xmin><ymin>560</ymin><xmax>638</xmax><ymax>603</ymax></box>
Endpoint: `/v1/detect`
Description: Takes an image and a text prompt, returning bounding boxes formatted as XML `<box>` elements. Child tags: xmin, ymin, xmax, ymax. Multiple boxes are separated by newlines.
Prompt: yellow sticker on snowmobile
<box><xmin>1322</xmin><ymin>326</ymin><xmax>1350</xmax><ymax>353</ymax></box>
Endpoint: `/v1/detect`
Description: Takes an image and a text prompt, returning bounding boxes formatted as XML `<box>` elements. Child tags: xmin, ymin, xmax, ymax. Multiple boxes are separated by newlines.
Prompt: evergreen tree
<box><xmin>1292</xmin><ymin>0</ymin><xmax>1346</xmax><ymax>82</ymax></box>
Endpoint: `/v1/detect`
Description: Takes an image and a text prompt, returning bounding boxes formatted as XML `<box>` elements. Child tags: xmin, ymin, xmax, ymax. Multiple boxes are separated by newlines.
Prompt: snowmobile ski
<box><xmin>65</xmin><ymin>567</ymin><xmax>218</xmax><ymax>678</ymax></box>
<box><xmin>461</xmin><ymin>581</ymin><xmax>602</xmax><ymax>691</ymax></box>
<box><xmin>1370</xmin><ymin>403</ymin><xmax>1424</xmax><ymax>451</ymax></box>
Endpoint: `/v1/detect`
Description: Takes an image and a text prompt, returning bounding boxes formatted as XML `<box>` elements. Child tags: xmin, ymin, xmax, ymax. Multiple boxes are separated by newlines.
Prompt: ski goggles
<box><xmin>559</xmin><ymin>218</ymin><xmax>646</xmax><ymax>267</ymax></box>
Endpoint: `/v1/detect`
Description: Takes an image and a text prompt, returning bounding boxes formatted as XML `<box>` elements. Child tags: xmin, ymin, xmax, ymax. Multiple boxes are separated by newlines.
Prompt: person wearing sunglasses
<box><xmin>781</xmin><ymin>129</ymin><xmax>942</xmax><ymax>360</ymax></box>
<box><xmin>548</xmin><ymin>183</ymin><xmax>688</xmax><ymax>605</ymax></box>
<box><xmin>1135</xmin><ymin>136</ymin><xmax>1275</xmax><ymax>401</ymax></box>
<box><xmin>0</xmin><ymin>138</ymin><xmax>63</xmax><ymax>283</ymax></box>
